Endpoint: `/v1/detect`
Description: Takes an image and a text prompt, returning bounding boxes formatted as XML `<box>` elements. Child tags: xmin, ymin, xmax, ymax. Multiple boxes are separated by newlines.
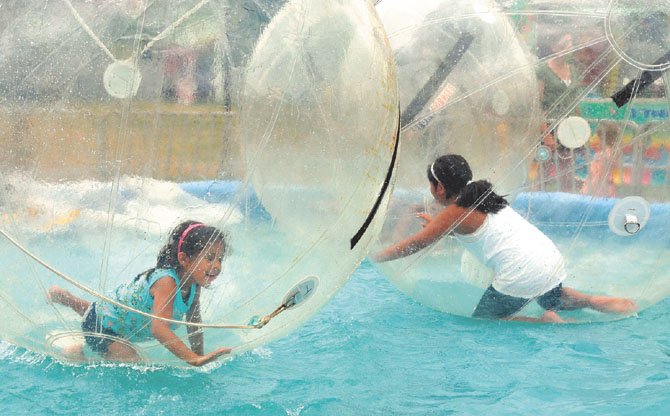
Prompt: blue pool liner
<box><xmin>180</xmin><ymin>180</ymin><xmax>271</xmax><ymax>221</ymax></box>
<box><xmin>513</xmin><ymin>192</ymin><xmax>670</xmax><ymax>243</ymax></box>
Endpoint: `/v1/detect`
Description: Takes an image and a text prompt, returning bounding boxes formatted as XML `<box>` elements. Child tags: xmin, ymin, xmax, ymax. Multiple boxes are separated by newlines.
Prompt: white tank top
<box><xmin>454</xmin><ymin>206</ymin><xmax>566</xmax><ymax>298</ymax></box>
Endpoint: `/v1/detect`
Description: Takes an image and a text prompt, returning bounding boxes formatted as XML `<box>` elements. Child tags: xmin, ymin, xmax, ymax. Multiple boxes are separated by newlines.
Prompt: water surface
<box><xmin>1</xmin><ymin>261</ymin><xmax>668</xmax><ymax>415</ymax></box>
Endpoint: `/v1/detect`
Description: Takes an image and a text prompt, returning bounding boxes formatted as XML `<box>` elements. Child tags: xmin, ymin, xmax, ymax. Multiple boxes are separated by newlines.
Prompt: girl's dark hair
<box><xmin>134</xmin><ymin>220</ymin><xmax>227</xmax><ymax>281</ymax></box>
<box><xmin>427</xmin><ymin>154</ymin><xmax>508</xmax><ymax>214</ymax></box>
<box><xmin>427</xmin><ymin>154</ymin><xmax>472</xmax><ymax>200</ymax></box>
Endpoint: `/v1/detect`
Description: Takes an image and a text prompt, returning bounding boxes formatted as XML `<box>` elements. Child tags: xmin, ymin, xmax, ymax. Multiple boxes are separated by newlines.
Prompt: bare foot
<box><xmin>592</xmin><ymin>296</ymin><xmax>637</xmax><ymax>315</ymax></box>
<box><xmin>47</xmin><ymin>286</ymin><xmax>73</xmax><ymax>306</ymax></box>
<box><xmin>47</xmin><ymin>286</ymin><xmax>90</xmax><ymax>316</ymax></box>
<box><xmin>613</xmin><ymin>298</ymin><xmax>637</xmax><ymax>314</ymax></box>
<box><xmin>540</xmin><ymin>310</ymin><xmax>567</xmax><ymax>323</ymax></box>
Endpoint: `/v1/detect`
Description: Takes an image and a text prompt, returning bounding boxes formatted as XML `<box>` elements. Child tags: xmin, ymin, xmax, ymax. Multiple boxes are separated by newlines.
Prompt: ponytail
<box><xmin>427</xmin><ymin>154</ymin><xmax>508</xmax><ymax>213</ymax></box>
<box><xmin>456</xmin><ymin>180</ymin><xmax>508</xmax><ymax>213</ymax></box>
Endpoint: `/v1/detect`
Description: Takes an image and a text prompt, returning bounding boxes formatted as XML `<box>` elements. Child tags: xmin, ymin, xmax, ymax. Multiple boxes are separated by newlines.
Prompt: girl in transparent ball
<box><xmin>48</xmin><ymin>220</ymin><xmax>232</xmax><ymax>366</ymax></box>
<box><xmin>372</xmin><ymin>154</ymin><xmax>636</xmax><ymax>322</ymax></box>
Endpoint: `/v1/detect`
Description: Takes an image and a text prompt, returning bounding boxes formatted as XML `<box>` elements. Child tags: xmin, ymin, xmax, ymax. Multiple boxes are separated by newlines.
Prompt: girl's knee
<box><xmin>105</xmin><ymin>341</ymin><xmax>140</xmax><ymax>362</ymax></box>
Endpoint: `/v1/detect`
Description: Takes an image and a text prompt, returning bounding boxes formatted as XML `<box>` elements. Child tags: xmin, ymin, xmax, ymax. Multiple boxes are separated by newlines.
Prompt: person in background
<box><xmin>581</xmin><ymin>121</ymin><xmax>621</xmax><ymax>197</ymax></box>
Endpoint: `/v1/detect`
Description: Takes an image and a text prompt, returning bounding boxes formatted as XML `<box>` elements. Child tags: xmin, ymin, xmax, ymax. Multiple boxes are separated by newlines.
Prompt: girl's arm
<box><xmin>150</xmin><ymin>278</ymin><xmax>230</xmax><ymax>366</ymax></box>
<box><xmin>185</xmin><ymin>287</ymin><xmax>204</xmax><ymax>355</ymax></box>
<box><xmin>372</xmin><ymin>204</ymin><xmax>464</xmax><ymax>262</ymax></box>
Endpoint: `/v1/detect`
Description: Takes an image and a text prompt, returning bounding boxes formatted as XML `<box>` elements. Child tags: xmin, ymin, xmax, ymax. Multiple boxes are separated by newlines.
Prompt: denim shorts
<box><xmin>472</xmin><ymin>284</ymin><xmax>564</xmax><ymax>319</ymax></box>
<box><xmin>81</xmin><ymin>303</ymin><xmax>120</xmax><ymax>354</ymax></box>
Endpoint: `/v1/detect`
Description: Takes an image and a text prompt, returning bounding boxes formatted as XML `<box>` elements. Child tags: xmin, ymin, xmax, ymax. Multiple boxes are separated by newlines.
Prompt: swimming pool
<box><xmin>1</xmin><ymin>260</ymin><xmax>668</xmax><ymax>415</ymax></box>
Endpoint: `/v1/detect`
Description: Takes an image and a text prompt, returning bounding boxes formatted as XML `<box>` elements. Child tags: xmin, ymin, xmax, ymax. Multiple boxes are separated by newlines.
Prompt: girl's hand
<box><xmin>417</xmin><ymin>212</ymin><xmax>433</xmax><ymax>227</ymax></box>
<box><xmin>190</xmin><ymin>347</ymin><xmax>232</xmax><ymax>367</ymax></box>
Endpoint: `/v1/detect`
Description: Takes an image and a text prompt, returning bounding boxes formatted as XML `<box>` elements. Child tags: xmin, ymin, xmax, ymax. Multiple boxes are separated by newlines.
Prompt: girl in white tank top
<box><xmin>373</xmin><ymin>154</ymin><xmax>636</xmax><ymax>322</ymax></box>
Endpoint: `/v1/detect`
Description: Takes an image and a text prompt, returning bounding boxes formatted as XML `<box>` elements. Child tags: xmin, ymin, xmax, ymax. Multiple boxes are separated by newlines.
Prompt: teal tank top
<box><xmin>95</xmin><ymin>268</ymin><xmax>196</xmax><ymax>342</ymax></box>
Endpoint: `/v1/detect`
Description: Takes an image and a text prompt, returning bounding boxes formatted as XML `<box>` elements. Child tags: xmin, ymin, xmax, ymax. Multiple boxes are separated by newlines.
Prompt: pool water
<box><xmin>1</xmin><ymin>260</ymin><xmax>669</xmax><ymax>415</ymax></box>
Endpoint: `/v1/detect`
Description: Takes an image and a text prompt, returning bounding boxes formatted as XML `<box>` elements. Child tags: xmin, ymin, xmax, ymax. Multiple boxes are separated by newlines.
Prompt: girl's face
<box><xmin>430</xmin><ymin>180</ymin><xmax>446</xmax><ymax>204</ymax></box>
<box><xmin>430</xmin><ymin>180</ymin><xmax>439</xmax><ymax>200</ymax></box>
<box><xmin>179</xmin><ymin>240</ymin><xmax>225</xmax><ymax>288</ymax></box>
<box><xmin>430</xmin><ymin>179</ymin><xmax>458</xmax><ymax>206</ymax></box>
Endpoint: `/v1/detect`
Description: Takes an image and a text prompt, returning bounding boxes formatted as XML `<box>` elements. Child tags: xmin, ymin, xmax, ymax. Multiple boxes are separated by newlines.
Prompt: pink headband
<box><xmin>177</xmin><ymin>223</ymin><xmax>205</xmax><ymax>254</ymax></box>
